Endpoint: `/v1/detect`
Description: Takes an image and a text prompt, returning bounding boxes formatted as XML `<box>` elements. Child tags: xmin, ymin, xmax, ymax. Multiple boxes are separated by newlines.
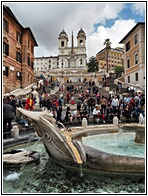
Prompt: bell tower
<box><xmin>77</xmin><ymin>28</ymin><xmax>86</xmax><ymax>47</ymax></box>
<box><xmin>58</xmin><ymin>29</ymin><xmax>68</xmax><ymax>55</ymax></box>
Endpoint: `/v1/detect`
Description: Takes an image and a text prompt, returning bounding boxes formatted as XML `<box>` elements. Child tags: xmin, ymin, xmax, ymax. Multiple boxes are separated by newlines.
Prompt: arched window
<box><xmin>61</xmin><ymin>41</ymin><xmax>64</xmax><ymax>47</ymax></box>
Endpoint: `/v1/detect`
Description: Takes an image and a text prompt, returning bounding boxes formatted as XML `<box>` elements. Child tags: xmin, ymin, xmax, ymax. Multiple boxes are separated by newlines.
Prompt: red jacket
<box><xmin>25</xmin><ymin>98</ymin><xmax>34</xmax><ymax>110</ymax></box>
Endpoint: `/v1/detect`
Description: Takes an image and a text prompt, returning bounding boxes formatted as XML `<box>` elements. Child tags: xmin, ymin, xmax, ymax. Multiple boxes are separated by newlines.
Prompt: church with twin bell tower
<box><xmin>58</xmin><ymin>28</ymin><xmax>87</xmax><ymax>69</ymax></box>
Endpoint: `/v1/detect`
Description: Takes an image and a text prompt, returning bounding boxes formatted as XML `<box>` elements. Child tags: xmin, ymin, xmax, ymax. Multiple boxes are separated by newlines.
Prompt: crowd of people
<box><xmin>3</xmin><ymin>78</ymin><xmax>145</xmax><ymax>138</ymax></box>
<box><xmin>35</xmin><ymin>78</ymin><xmax>145</xmax><ymax>125</ymax></box>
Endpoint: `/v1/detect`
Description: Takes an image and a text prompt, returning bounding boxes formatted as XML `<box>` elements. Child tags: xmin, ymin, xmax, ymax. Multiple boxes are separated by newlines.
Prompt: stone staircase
<box><xmin>38</xmin><ymin>77</ymin><xmax>127</xmax><ymax>102</ymax></box>
<box><xmin>103</xmin><ymin>77</ymin><xmax>127</xmax><ymax>94</ymax></box>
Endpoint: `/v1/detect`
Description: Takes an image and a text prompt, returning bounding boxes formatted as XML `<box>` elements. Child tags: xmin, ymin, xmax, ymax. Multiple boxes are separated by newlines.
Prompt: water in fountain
<box><xmin>3</xmin><ymin>139</ymin><xmax>145</xmax><ymax>193</ymax></box>
<box><xmin>82</xmin><ymin>132</ymin><xmax>145</xmax><ymax>157</ymax></box>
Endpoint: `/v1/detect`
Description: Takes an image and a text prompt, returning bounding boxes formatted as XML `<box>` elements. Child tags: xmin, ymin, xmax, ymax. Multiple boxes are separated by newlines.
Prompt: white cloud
<box><xmin>87</xmin><ymin>19</ymin><xmax>136</xmax><ymax>59</ymax></box>
<box><xmin>131</xmin><ymin>2</ymin><xmax>146</xmax><ymax>15</ymax></box>
<box><xmin>3</xmin><ymin>2</ymin><xmax>144</xmax><ymax>60</ymax></box>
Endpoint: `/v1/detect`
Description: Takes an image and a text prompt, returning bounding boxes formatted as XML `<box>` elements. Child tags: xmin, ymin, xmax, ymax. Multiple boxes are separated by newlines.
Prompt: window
<box><xmin>3</xmin><ymin>65</ymin><xmax>9</xmax><ymax>77</ymax></box>
<box><xmin>80</xmin><ymin>40</ymin><xmax>83</xmax><ymax>45</ymax></box>
<box><xmin>31</xmin><ymin>61</ymin><xmax>34</xmax><ymax>69</ymax></box>
<box><xmin>28</xmin><ymin>57</ymin><xmax>30</xmax><ymax>66</ymax></box>
<box><xmin>16</xmin><ymin>52</ymin><xmax>22</xmax><ymax>63</ymax></box>
<box><xmin>128</xmin><ymin>76</ymin><xmax>130</xmax><ymax>83</ymax></box>
<box><xmin>134</xmin><ymin>34</ymin><xmax>138</xmax><ymax>45</ymax></box>
<box><xmin>126</xmin><ymin>41</ymin><xmax>130</xmax><ymax>52</ymax></box>
<box><xmin>31</xmin><ymin>44</ymin><xmax>33</xmax><ymax>53</ymax></box>
<box><xmin>3</xmin><ymin>42</ymin><xmax>9</xmax><ymax>55</ymax></box>
<box><xmin>127</xmin><ymin>59</ymin><xmax>130</xmax><ymax>68</ymax></box>
<box><xmin>16</xmin><ymin>71</ymin><xmax>21</xmax><ymax>80</ymax></box>
<box><xmin>49</xmin><ymin>60</ymin><xmax>51</xmax><ymax>63</ymax></box>
<box><xmin>135</xmin><ymin>73</ymin><xmax>138</xmax><ymax>81</ymax></box>
<box><xmin>49</xmin><ymin>65</ymin><xmax>51</xmax><ymax>69</ymax></box>
<box><xmin>3</xmin><ymin>18</ymin><xmax>8</xmax><ymax>32</ymax></box>
<box><xmin>135</xmin><ymin>53</ymin><xmax>138</xmax><ymax>64</ymax></box>
<box><xmin>61</xmin><ymin>41</ymin><xmax>64</xmax><ymax>47</ymax></box>
<box><xmin>16</xmin><ymin>31</ymin><xmax>22</xmax><ymax>44</ymax></box>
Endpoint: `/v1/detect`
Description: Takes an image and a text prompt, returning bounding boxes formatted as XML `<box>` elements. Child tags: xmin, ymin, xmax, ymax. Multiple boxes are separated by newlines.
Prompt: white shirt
<box><xmin>93</xmin><ymin>108</ymin><xmax>101</xmax><ymax>115</ymax></box>
<box><xmin>111</xmin><ymin>98</ymin><xmax>119</xmax><ymax>107</ymax></box>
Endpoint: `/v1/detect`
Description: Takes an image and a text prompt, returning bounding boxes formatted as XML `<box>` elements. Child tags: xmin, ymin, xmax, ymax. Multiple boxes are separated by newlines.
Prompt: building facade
<box><xmin>3</xmin><ymin>5</ymin><xmax>38</xmax><ymax>94</ymax></box>
<box><xmin>96</xmin><ymin>47</ymin><xmax>124</xmax><ymax>73</ymax></box>
<box><xmin>34</xmin><ymin>56</ymin><xmax>58</xmax><ymax>74</ymax></box>
<box><xmin>34</xmin><ymin>28</ymin><xmax>87</xmax><ymax>76</ymax></box>
<box><xmin>58</xmin><ymin>28</ymin><xmax>87</xmax><ymax>69</ymax></box>
<box><xmin>119</xmin><ymin>22</ymin><xmax>145</xmax><ymax>88</ymax></box>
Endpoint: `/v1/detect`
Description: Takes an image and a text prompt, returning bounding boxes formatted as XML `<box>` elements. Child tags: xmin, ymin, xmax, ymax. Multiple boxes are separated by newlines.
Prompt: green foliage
<box><xmin>104</xmin><ymin>38</ymin><xmax>112</xmax><ymax>49</ymax></box>
<box><xmin>114</xmin><ymin>66</ymin><xmax>124</xmax><ymax>74</ymax></box>
<box><xmin>87</xmin><ymin>56</ymin><xmax>99</xmax><ymax>72</ymax></box>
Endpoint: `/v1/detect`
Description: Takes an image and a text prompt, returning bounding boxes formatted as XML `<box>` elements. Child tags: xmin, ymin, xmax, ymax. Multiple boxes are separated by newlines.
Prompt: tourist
<box><xmin>70</xmin><ymin>95</ymin><xmax>75</xmax><ymax>105</ymax></box>
<box><xmin>21</xmin><ymin>96</ymin><xmax>26</xmax><ymax>109</ymax></box>
<box><xmin>106</xmin><ymin>105</ymin><xmax>114</xmax><ymax>121</ymax></box>
<box><xmin>113</xmin><ymin>106</ymin><xmax>121</xmax><ymax>123</ymax></box>
<box><xmin>81</xmin><ymin>108</ymin><xmax>89</xmax><ymax>122</ymax></box>
<box><xmin>58</xmin><ymin>95</ymin><xmax>64</xmax><ymax>111</ymax></box>
<box><xmin>25</xmin><ymin>94</ymin><xmax>34</xmax><ymax>110</ymax></box>
<box><xmin>93</xmin><ymin>105</ymin><xmax>101</xmax><ymax>123</ymax></box>
<box><xmin>38</xmin><ymin>93</ymin><xmax>43</xmax><ymax>108</ymax></box>
<box><xmin>133</xmin><ymin>105</ymin><xmax>144</xmax><ymax>123</ymax></box>
<box><xmin>123</xmin><ymin>94</ymin><xmax>130</xmax><ymax>109</ymax></box>
<box><xmin>100</xmin><ymin>96</ymin><xmax>107</xmax><ymax>114</ymax></box>
<box><xmin>57</xmin><ymin>107</ymin><xmax>64</xmax><ymax>123</ymax></box>
<box><xmin>51</xmin><ymin>108</ymin><xmax>57</xmax><ymax>120</ymax></box>
<box><xmin>16</xmin><ymin>96</ymin><xmax>22</xmax><ymax>108</ymax></box>
<box><xmin>46</xmin><ymin>96</ymin><xmax>52</xmax><ymax>111</ymax></box>
<box><xmin>3</xmin><ymin>99</ymin><xmax>15</xmax><ymax>138</ymax></box>
<box><xmin>87</xmin><ymin>96</ymin><xmax>96</xmax><ymax>113</ymax></box>
<box><xmin>51</xmin><ymin>96</ymin><xmax>59</xmax><ymax>111</ymax></box>
<box><xmin>111</xmin><ymin>95</ymin><xmax>119</xmax><ymax>111</ymax></box>
<box><xmin>124</xmin><ymin>105</ymin><xmax>132</xmax><ymax>122</ymax></box>
<box><xmin>42</xmin><ymin>96</ymin><xmax>47</xmax><ymax>110</ymax></box>
<box><xmin>76</xmin><ymin>100</ymin><xmax>82</xmax><ymax>110</ymax></box>
<box><xmin>96</xmin><ymin>91</ymin><xmax>101</xmax><ymax>104</ymax></box>
<box><xmin>65</xmin><ymin>106</ymin><xmax>73</xmax><ymax>124</ymax></box>
<box><xmin>72</xmin><ymin>109</ymin><xmax>81</xmax><ymax>124</ymax></box>
<box><xmin>9</xmin><ymin>95</ymin><xmax>17</xmax><ymax>114</ymax></box>
<box><xmin>66</xmin><ymin>92</ymin><xmax>71</xmax><ymax>104</ymax></box>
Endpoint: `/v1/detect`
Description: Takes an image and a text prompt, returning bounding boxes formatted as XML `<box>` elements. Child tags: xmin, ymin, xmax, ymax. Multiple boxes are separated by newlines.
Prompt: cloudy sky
<box><xmin>3</xmin><ymin>2</ymin><xmax>145</xmax><ymax>60</ymax></box>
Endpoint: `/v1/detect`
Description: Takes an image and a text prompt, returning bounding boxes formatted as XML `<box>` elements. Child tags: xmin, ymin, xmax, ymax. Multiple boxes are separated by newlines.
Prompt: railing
<box><xmin>3</xmin><ymin>83</ymin><xmax>38</xmax><ymax>97</ymax></box>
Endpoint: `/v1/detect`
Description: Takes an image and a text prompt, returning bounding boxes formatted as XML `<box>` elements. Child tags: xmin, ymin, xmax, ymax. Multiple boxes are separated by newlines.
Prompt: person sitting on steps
<box><xmin>65</xmin><ymin>106</ymin><xmax>73</xmax><ymax>124</ymax></box>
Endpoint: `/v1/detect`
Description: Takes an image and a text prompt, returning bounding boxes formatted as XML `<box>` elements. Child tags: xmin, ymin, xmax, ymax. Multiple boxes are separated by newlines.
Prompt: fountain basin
<box><xmin>15</xmin><ymin>108</ymin><xmax>145</xmax><ymax>177</ymax></box>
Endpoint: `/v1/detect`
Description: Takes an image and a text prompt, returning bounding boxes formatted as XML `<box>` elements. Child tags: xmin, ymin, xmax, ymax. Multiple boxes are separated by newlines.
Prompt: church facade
<box><xmin>58</xmin><ymin>28</ymin><xmax>87</xmax><ymax>69</ymax></box>
<box><xmin>34</xmin><ymin>28</ymin><xmax>87</xmax><ymax>73</ymax></box>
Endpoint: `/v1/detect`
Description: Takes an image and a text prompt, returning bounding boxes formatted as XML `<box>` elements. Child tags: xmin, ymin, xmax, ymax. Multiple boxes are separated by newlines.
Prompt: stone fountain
<box><xmin>3</xmin><ymin>108</ymin><xmax>145</xmax><ymax>178</ymax></box>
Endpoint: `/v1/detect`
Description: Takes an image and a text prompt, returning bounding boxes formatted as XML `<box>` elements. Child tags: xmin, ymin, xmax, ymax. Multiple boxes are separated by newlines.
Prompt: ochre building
<box><xmin>3</xmin><ymin>5</ymin><xmax>38</xmax><ymax>94</ymax></box>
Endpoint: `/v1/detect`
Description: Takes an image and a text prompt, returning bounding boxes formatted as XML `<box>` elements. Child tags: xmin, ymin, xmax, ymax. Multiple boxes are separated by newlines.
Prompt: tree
<box><xmin>104</xmin><ymin>38</ymin><xmax>112</xmax><ymax>73</ymax></box>
<box><xmin>87</xmin><ymin>56</ymin><xmax>99</xmax><ymax>73</ymax></box>
<box><xmin>114</xmin><ymin>66</ymin><xmax>124</xmax><ymax>76</ymax></box>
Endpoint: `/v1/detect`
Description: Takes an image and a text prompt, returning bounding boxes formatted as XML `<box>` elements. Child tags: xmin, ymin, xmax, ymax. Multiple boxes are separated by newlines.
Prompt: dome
<box><xmin>59</xmin><ymin>29</ymin><xmax>68</xmax><ymax>36</ymax></box>
<box><xmin>77</xmin><ymin>28</ymin><xmax>86</xmax><ymax>38</ymax></box>
<box><xmin>78</xmin><ymin>28</ymin><xmax>86</xmax><ymax>35</ymax></box>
